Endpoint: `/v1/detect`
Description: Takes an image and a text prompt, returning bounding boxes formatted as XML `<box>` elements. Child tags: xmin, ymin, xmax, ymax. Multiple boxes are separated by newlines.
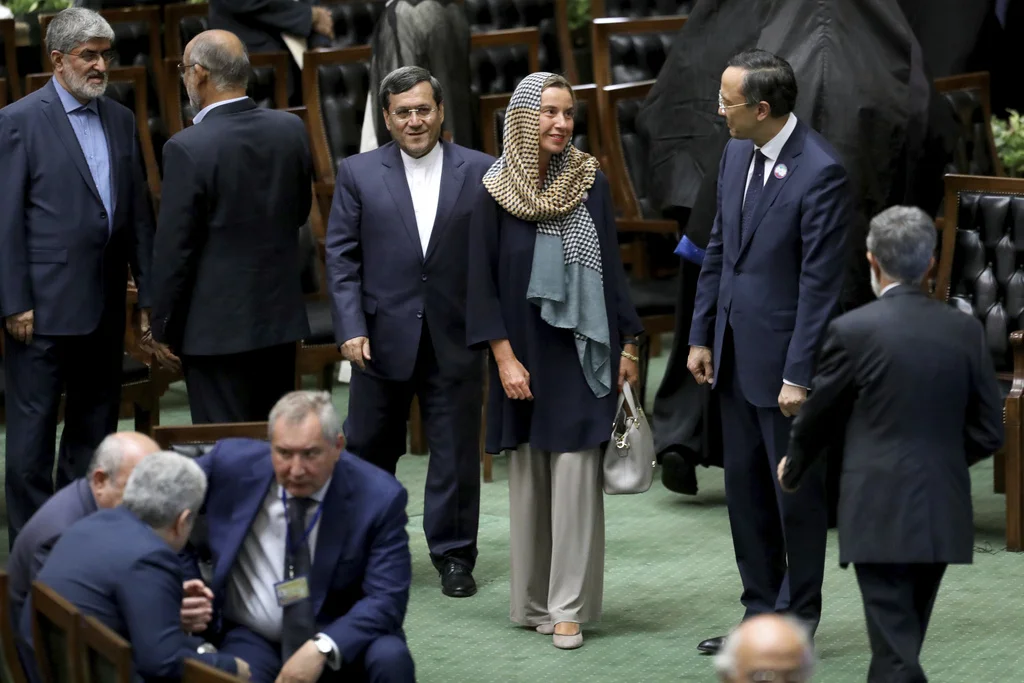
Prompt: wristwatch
<box><xmin>312</xmin><ymin>633</ymin><xmax>339</xmax><ymax>668</ymax></box>
<box><xmin>196</xmin><ymin>643</ymin><xmax>218</xmax><ymax>654</ymax></box>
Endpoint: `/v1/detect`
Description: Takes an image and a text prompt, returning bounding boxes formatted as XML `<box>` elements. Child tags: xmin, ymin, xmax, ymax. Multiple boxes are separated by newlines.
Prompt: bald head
<box><xmin>88</xmin><ymin>432</ymin><xmax>161</xmax><ymax>509</ymax></box>
<box><xmin>182</xmin><ymin>29</ymin><xmax>249</xmax><ymax>100</ymax></box>
<box><xmin>715</xmin><ymin>615</ymin><xmax>814</xmax><ymax>682</ymax></box>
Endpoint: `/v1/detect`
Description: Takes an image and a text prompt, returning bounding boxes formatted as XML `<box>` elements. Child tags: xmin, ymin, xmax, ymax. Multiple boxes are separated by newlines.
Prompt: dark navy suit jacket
<box><xmin>20</xmin><ymin>507</ymin><xmax>238</xmax><ymax>681</ymax></box>
<box><xmin>326</xmin><ymin>141</ymin><xmax>495</xmax><ymax>382</ymax></box>
<box><xmin>185</xmin><ymin>439</ymin><xmax>411</xmax><ymax>664</ymax></box>
<box><xmin>0</xmin><ymin>78</ymin><xmax>154</xmax><ymax>333</ymax></box>
<box><xmin>689</xmin><ymin>118</ymin><xmax>851</xmax><ymax>407</ymax></box>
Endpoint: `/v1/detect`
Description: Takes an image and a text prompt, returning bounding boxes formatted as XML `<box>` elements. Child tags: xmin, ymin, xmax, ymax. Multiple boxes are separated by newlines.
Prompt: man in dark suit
<box><xmin>7</xmin><ymin>431</ymin><xmax>160</xmax><ymax>635</ymax></box>
<box><xmin>326</xmin><ymin>66</ymin><xmax>493</xmax><ymax>598</ymax></box>
<box><xmin>0</xmin><ymin>8</ymin><xmax>155</xmax><ymax>546</ymax></box>
<box><xmin>780</xmin><ymin>206</ymin><xmax>1004</xmax><ymax>682</ymax></box>
<box><xmin>686</xmin><ymin>49</ymin><xmax>851</xmax><ymax>653</ymax></box>
<box><xmin>20</xmin><ymin>451</ymin><xmax>247</xmax><ymax>681</ymax></box>
<box><xmin>180</xmin><ymin>390</ymin><xmax>414</xmax><ymax>683</ymax></box>
<box><xmin>151</xmin><ymin>30</ymin><xmax>312</xmax><ymax>424</ymax></box>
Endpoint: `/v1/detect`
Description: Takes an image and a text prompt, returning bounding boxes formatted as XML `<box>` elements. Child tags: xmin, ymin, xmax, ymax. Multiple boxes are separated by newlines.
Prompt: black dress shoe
<box><xmin>697</xmin><ymin>635</ymin><xmax>725</xmax><ymax>654</ymax></box>
<box><xmin>440</xmin><ymin>561</ymin><xmax>477</xmax><ymax>598</ymax></box>
<box><xmin>661</xmin><ymin>450</ymin><xmax>699</xmax><ymax>495</ymax></box>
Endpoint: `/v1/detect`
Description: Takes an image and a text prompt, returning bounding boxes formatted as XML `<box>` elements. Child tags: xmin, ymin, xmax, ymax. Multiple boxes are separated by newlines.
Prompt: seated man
<box><xmin>20</xmin><ymin>452</ymin><xmax>246</xmax><ymax>681</ymax></box>
<box><xmin>7</xmin><ymin>431</ymin><xmax>159</xmax><ymax>631</ymax></box>
<box><xmin>184</xmin><ymin>390</ymin><xmax>415</xmax><ymax>683</ymax></box>
<box><xmin>714</xmin><ymin>614</ymin><xmax>815</xmax><ymax>683</ymax></box>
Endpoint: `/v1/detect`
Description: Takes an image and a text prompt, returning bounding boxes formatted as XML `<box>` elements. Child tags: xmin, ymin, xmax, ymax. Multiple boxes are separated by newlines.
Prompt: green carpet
<box><xmin>1</xmin><ymin>347</ymin><xmax>1021</xmax><ymax>681</ymax></box>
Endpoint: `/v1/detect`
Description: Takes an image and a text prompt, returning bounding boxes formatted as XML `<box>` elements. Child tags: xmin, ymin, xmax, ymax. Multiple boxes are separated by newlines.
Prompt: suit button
<box><xmin>421</xmin><ymin>274</ymin><xmax>427</xmax><ymax>281</ymax></box>
<box><xmin>100</xmin><ymin>211</ymin><xmax>107</xmax><ymax>220</ymax></box>
<box><xmin>416</xmin><ymin>311</ymin><xmax>423</xmax><ymax>319</ymax></box>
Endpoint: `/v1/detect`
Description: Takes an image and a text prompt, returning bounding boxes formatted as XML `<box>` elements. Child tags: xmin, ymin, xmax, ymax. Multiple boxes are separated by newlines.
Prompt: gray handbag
<box><xmin>603</xmin><ymin>382</ymin><xmax>656</xmax><ymax>494</ymax></box>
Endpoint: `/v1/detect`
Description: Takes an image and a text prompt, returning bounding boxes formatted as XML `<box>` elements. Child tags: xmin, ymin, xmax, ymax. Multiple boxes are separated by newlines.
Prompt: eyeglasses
<box><xmin>718</xmin><ymin>91</ymin><xmax>748</xmax><ymax>112</ymax></box>
<box><xmin>65</xmin><ymin>49</ymin><xmax>117</xmax><ymax>66</ymax></box>
<box><xmin>177</xmin><ymin>62</ymin><xmax>207</xmax><ymax>76</ymax></box>
<box><xmin>390</xmin><ymin>106</ymin><xmax>437</xmax><ymax>122</ymax></box>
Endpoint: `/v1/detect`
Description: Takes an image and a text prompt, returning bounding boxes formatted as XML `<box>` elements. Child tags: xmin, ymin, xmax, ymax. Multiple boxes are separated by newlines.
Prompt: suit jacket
<box><xmin>7</xmin><ymin>479</ymin><xmax>97</xmax><ymax>633</ymax></box>
<box><xmin>186</xmin><ymin>439</ymin><xmax>411</xmax><ymax>664</ymax></box>
<box><xmin>326</xmin><ymin>141</ymin><xmax>495</xmax><ymax>381</ymax></box>
<box><xmin>0</xmin><ymin>79</ymin><xmax>154</xmax><ymax>334</ymax></box>
<box><xmin>783</xmin><ymin>286</ymin><xmax>1005</xmax><ymax>564</ymax></box>
<box><xmin>20</xmin><ymin>507</ymin><xmax>239</xmax><ymax>681</ymax></box>
<box><xmin>208</xmin><ymin>0</ymin><xmax>330</xmax><ymax>57</ymax></box>
<box><xmin>151</xmin><ymin>99</ymin><xmax>312</xmax><ymax>355</ymax></box>
<box><xmin>689</xmin><ymin>118</ymin><xmax>851</xmax><ymax>406</ymax></box>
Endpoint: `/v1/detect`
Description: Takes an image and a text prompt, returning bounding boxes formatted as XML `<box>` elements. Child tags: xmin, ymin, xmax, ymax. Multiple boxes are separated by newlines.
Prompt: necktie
<box><xmin>741</xmin><ymin>149</ymin><xmax>767</xmax><ymax>243</ymax></box>
<box><xmin>281</xmin><ymin>496</ymin><xmax>316</xmax><ymax>661</ymax></box>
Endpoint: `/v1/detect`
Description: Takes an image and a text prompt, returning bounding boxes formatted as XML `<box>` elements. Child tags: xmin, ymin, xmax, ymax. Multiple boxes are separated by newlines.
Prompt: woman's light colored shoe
<box><xmin>535</xmin><ymin>623</ymin><xmax>554</xmax><ymax>635</ymax></box>
<box><xmin>552</xmin><ymin>622</ymin><xmax>583</xmax><ymax>650</ymax></box>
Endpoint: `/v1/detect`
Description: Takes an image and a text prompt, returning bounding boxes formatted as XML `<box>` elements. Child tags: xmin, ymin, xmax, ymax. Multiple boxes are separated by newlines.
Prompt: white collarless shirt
<box><xmin>401</xmin><ymin>142</ymin><xmax>444</xmax><ymax>255</ymax></box>
<box><xmin>743</xmin><ymin>112</ymin><xmax>799</xmax><ymax>203</ymax></box>
<box><xmin>191</xmin><ymin>96</ymin><xmax>250</xmax><ymax>124</ymax></box>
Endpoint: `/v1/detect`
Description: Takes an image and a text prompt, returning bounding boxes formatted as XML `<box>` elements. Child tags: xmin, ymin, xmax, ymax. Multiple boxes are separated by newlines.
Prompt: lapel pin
<box><xmin>774</xmin><ymin>164</ymin><xmax>788</xmax><ymax>179</ymax></box>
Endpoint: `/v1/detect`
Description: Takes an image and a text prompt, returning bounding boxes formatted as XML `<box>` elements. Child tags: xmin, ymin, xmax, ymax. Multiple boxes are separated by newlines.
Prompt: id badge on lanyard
<box><xmin>274</xmin><ymin>490</ymin><xmax>323</xmax><ymax>607</ymax></box>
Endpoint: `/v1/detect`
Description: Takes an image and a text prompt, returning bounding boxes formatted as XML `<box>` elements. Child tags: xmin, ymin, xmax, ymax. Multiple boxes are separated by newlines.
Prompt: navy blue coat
<box><xmin>690</xmin><ymin>119</ymin><xmax>851</xmax><ymax>407</ymax></box>
<box><xmin>467</xmin><ymin>171</ymin><xmax>643</xmax><ymax>454</ymax></box>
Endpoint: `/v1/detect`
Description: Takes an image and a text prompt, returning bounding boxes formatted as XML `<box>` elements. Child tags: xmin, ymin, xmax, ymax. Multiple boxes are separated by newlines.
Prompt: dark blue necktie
<box><xmin>741</xmin><ymin>149</ymin><xmax>767</xmax><ymax>242</ymax></box>
<box><xmin>281</xmin><ymin>497</ymin><xmax>315</xmax><ymax>661</ymax></box>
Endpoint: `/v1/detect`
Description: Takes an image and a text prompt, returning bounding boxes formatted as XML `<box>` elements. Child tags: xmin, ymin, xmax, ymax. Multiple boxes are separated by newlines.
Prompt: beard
<box><xmin>870</xmin><ymin>267</ymin><xmax>882</xmax><ymax>298</ymax></box>
<box><xmin>65</xmin><ymin>68</ymin><xmax>108</xmax><ymax>100</ymax></box>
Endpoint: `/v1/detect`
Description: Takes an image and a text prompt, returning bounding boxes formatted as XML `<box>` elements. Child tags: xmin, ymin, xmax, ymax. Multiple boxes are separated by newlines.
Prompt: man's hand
<box><xmin>180</xmin><ymin>579</ymin><xmax>213</xmax><ymax>633</ymax></box>
<box><xmin>151</xmin><ymin>342</ymin><xmax>182</xmax><ymax>373</ymax></box>
<box><xmin>777</xmin><ymin>456</ymin><xmax>797</xmax><ymax>492</ymax></box>
<box><xmin>5</xmin><ymin>310</ymin><xmax>34</xmax><ymax>344</ymax></box>
<box><xmin>618</xmin><ymin>343</ymin><xmax>640</xmax><ymax>393</ymax></box>
<box><xmin>686</xmin><ymin>345</ymin><xmax>714</xmax><ymax>384</ymax></box>
<box><xmin>778</xmin><ymin>383</ymin><xmax>807</xmax><ymax>417</ymax></box>
<box><xmin>311</xmin><ymin>6</ymin><xmax>335</xmax><ymax>39</ymax></box>
<box><xmin>275</xmin><ymin>639</ymin><xmax>327</xmax><ymax>683</ymax></box>
<box><xmin>234</xmin><ymin>658</ymin><xmax>252</xmax><ymax>680</ymax></box>
<box><xmin>341</xmin><ymin>336</ymin><xmax>371</xmax><ymax>370</ymax></box>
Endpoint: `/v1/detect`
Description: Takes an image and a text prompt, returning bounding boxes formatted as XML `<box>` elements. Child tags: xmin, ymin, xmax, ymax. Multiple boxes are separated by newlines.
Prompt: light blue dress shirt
<box><xmin>191</xmin><ymin>96</ymin><xmax>250</xmax><ymax>125</ymax></box>
<box><xmin>52</xmin><ymin>77</ymin><xmax>114</xmax><ymax>231</ymax></box>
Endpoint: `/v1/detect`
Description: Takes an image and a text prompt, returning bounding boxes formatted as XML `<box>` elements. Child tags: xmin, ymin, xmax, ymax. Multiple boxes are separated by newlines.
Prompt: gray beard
<box><xmin>65</xmin><ymin>70</ymin><xmax>107</xmax><ymax>100</ymax></box>
<box><xmin>870</xmin><ymin>268</ymin><xmax>882</xmax><ymax>298</ymax></box>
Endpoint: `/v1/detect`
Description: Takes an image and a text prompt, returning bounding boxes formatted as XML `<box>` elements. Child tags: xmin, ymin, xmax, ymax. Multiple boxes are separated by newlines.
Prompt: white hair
<box><xmin>121</xmin><ymin>451</ymin><xmax>207</xmax><ymax>529</ymax></box>
<box><xmin>87</xmin><ymin>433</ymin><xmax>130</xmax><ymax>478</ymax></box>
<box><xmin>713</xmin><ymin>616</ymin><xmax>816</xmax><ymax>681</ymax></box>
<box><xmin>45</xmin><ymin>8</ymin><xmax>114</xmax><ymax>55</ymax></box>
<box><xmin>268</xmin><ymin>390</ymin><xmax>341</xmax><ymax>443</ymax></box>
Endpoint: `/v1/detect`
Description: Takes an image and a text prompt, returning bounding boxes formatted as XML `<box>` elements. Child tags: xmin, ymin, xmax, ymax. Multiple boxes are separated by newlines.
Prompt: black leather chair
<box><xmin>591</xmin><ymin>16</ymin><xmax>686</xmax><ymax>90</ymax></box>
<box><xmin>592</xmin><ymin>0</ymin><xmax>694</xmax><ymax>18</ymax></box>
<box><xmin>302</xmin><ymin>46</ymin><xmax>372</xmax><ymax>183</ymax></box>
<box><xmin>324</xmin><ymin>0</ymin><xmax>382</xmax><ymax>48</ymax></box>
<box><xmin>464</xmin><ymin>0</ymin><xmax>561</xmax><ymax>75</ymax></box>
<box><xmin>469</xmin><ymin>28</ymin><xmax>541</xmax><ymax>98</ymax></box>
<box><xmin>934</xmin><ymin>174</ymin><xmax>1024</xmax><ymax>552</ymax></box>
<box><xmin>935</xmin><ymin>71</ymin><xmax>1003</xmax><ymax>177</ymax></box>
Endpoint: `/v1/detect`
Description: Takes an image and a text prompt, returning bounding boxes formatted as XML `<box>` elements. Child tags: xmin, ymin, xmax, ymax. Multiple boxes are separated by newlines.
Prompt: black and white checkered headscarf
<box><xmin>482</xmin><ymin>72</ymin><xmax>612</xmax><ymax>398</ymax></box>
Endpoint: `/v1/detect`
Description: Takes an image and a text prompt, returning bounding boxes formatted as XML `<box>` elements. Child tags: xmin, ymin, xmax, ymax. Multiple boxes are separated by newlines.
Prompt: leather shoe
<box><xmin>697</xmin><ymin>636</ymin><xmax>725</xmax><ymax>655</ymax></box>
<box><xmin>661</xmin><ymin>450</ymin><xmax>699</xmax><ymax>495</ymax></box>
<box><xmin>440</xmin><ymin>561</ymin><xmax>477</xmax><ymax>598</ymax></box>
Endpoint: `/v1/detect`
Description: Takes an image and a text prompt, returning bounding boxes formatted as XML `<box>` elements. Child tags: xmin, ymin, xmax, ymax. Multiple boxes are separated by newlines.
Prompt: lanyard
<box><xmin>282</xmin><ymin>489</ymin><xmax>324</xmax><ymax>578</ymax></box>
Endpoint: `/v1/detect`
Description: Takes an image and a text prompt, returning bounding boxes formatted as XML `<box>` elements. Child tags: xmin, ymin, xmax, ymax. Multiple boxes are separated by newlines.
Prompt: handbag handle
<box><xmin>620</xmin><ymin>381</ymin><xmax>639</xmax><ymax>418</ymax></box>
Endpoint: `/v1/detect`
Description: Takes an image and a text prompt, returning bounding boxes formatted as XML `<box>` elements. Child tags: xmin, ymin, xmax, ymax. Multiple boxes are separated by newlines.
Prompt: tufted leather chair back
<box><xmin>602</xmin><ymin>80</ymin><xmax>655</xmax><ymax>219</ymax></box>
<box><xmin>936</xmin><ymin>176</ymin><xmax>1024</xmax><ymax>375</ymax></box>
<box><xmin>325</xmin><ymin>0</ymin><xmax>382</xmax><ymax>48</ymax></box>
<box><xmin>464</xmin><ymin>0</ymin><xmax>560</xmax><ymax>74</ymax></box>
<box><xmin>594</xmin><ymin>0</ymin><xmax>694</xmax><ymax>18</ymax></box>
<box><xmin>934</xmin><ymin>72</ymin><xmax>1002</xmax><ymax>177</ymax></box>
<box><xmin>469</xmin><ymin>30</ymin><xmax>539</xmax><ymax>97</ymax></box>
<box><xmin>180</xmin><ymin>15</ymin><xmax>211</xmax><ymax>54</ymax></box>
<box><xmin>591</xmin><ymin>16</ymin><xmax>686</xmax><ymax>91</ymax></box>
<box><xmin>302</xmin><ymin>46</ymin><xmax>373</xmax><ymax>182</ymax></box>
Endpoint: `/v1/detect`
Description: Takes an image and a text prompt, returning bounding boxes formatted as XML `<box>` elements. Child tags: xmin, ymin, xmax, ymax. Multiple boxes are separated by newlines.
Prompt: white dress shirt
<box><xmin>191</xmin><ymin>96</ymin><xmax>250</xmax><ymax>125</ymax></box>
<box><xmin>224</xmin><ymin>477</ymin><xmax>339</xmax><ymax>665</ymax></box>
<box><xmin>400</xmin><ymin>142</ymin><xmax>444</xmax><ymax>255</ymax></box>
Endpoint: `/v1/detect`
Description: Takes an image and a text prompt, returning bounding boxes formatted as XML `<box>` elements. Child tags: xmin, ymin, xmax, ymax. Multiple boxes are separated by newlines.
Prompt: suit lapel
<box><xmin>42</xmin><ymin>83</ymin><xmax>103</xmax><ymax>205</ymax></box>
<box><xmin>738</xmin><ymin>123</ymin><xmax>806</xmax><ymax>257</ymax></box>
<box><xmin>310</xmin><ymin>463</ymin><xmax>349</xmax><ymax>615</ymax></box>
<box><xmin>382</xmin><ymin>144</ymin><xmax>424</xmax><ymax>261</ymax></box>
<box><xmin>424</xmin><ymin>142</ymin><xmax>465</xmax><ymax>262</ymax></box>
<box><xmin>213</xmin><ymin>464</ymin><xmax>275</xmax><ymax>592</ymax></box>
<box><xmin>730</xmin><ymin>143</ymin><xmax>755</xmax><ymax>255</ymax></box>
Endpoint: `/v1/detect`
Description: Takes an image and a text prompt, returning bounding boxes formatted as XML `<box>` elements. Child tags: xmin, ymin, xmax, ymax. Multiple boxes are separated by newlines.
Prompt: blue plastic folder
<box><xmin>674</xmin><ymin>235</ymin><xmax>706</xmax><ymax>265</ymax></box>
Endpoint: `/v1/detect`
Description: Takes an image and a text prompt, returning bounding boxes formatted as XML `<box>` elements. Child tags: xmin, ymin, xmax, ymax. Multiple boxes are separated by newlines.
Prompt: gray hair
<box><xmin>87</xmin><ymin>433</ymin><xmax>129</xmax><ymax>478</ymax></box>
<box><xmin>866</xmin><ymin>205</ymin><xmax>937</xmax><ymax>285</ymax></box>
<box><xmin>714</xmin><ymin>616</ymin><xmax>815</xmax><ymax>681</ymax></box>
<box><xmin>268</xmin><ymin>390</ymin><xmax>341</xmax><ymax>444</ymax></box>
<box><xmin>379</xmin><ymin>66</ymin><xmax>443</xmax><ymax>111</ymax></box>
<box><xmin>189</xmin><ymin>35</ymin><xmax>250</xmax><ymax>92</ymax></box>
<box><xmin>45</xmin><ymin>8</ymin><xmax>114</xmax><ymax>55</ymax></box>
<box><xmin>121</xmin><ymin>452</ymin><xmax>207</xmax><ymax>530</ymax></box>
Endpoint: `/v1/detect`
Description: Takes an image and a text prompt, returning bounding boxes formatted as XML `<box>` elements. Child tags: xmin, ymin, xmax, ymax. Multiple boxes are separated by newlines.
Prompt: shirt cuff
<box><xmin>316</xmin><ymin>632</ymin><xmax>342</xmax><ymax>670</ymax></box>
<box><xmin>782</xmin><ymin>379</ymin><xmax>808</xmax><ymax>390</ymax></box>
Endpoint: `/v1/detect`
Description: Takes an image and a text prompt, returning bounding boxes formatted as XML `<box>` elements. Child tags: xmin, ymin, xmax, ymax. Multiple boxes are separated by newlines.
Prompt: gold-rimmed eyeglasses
<box><xmin>390</xmin><ymin>106</ymin><xmax>437</xmax><ymax>122</ymax></box>
<box><xmin>718</xmin><ymin>91</ymin><xmax>748</xmax><ymax>112</ymax></box>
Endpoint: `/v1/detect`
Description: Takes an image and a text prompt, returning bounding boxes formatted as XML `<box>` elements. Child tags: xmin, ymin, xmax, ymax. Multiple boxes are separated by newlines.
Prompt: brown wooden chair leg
<box><xmin>409</xmin><ymin>396</ymin><xmax>427</xmax><ymax>455</ymax></box>
<box><xmin>649</xmin><ymin>333</ymin><xmax>662</xmax><ymax>357</ymax></box>
<box><xmin>994</xmin><ymin>449</ymin><xmax>1006</xmax><ymax>494</ymax></box>
<box><xmin>1004</xmin><ymin>389</ymin><xmax>1023</xmax><ymax>551</ymax></box>
<box><xmin>482</xmin><ymin>453</ymin><xmax>493</xmax><ymax>483</ymax></box>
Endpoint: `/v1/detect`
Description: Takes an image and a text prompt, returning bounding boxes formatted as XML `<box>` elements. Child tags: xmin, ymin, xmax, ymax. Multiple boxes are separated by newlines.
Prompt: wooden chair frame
<box><xmin>1</xmin><ymin>19</ymin><xmax>22</xmax><ymax>101</ymax></box>
<box><xmin>478</xmin><ymin>83</ymin><xmax>601</xmax><ymax>160</ymax></box>
<box><xmin>601</xmin><ymin>79</ymin><xmax>654</xmax><ymax>219</ymax></box>
<box><xmin>933</xmin><ymin>71</ymin><xmax>1004</xmax><ymax>178</ymax></box>
<box><xmin>0</xmin><ymin>77</ymin><xmax>7</xmax><ymax>108</ymax></box>
<box><xmin>183</xmin><ymin>658</ymin><xmax>246</xmax><ymax>682</ymax></box>
<box><xmin>469</xmin><ymin>26</ymin><xmax>541</xmax><ymax>73</ymax></box>
<box><xmin>80</xmin><ymin>615</ymin><xmax>131</xmax><ymax>683</ymax></box>
<box><xmin>933</xmin><ymin>173</ymin><xmax>1024</xmax><ymax>551</ymax></box>
<box><xmin>590</xmin><ymin>16</ymin><xmax>687</xmax><ymax>91</ymax></box>
<box><xmin>0</xmin><ymin>573</ymin><xmax>29</xmax><ymax>683</ymax></box>
<box><xmin>152</xmin><ymin>422</ymin><xmax>269</xmax><ymax>448</ymax></box>
<box><xmin>30</xmin><ymin>582</ymin><xmax>83</xmax><ymax>683</ymax></box>
<box><xmin>163</xmin><ymin>1</ymin><xmax>210</xmax><ymax>59</ymax></box>
<box><xmin>552</xmin><ymin>0</ymin><xmax>578</xmax><ymax>83</ymax></box>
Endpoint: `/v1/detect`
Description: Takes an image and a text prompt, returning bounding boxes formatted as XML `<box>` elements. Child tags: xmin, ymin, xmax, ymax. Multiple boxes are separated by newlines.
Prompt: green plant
<box><xmin>567</xmin><ymin>0</ymin><xmax>590</xmax><ymax>33</ymax></box>
<box><xmin>992</xmin><ymin>109</ymin><xmax>1024</xmax><ymax>177</ymax></box>
<box><xmin>4</xmin><ymin>0</ymin><xmax>70</xmax><ymax>16</ymax></box>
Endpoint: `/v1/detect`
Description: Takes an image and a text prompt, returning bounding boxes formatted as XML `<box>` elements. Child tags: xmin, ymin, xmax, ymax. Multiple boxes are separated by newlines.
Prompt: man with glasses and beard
<box><xmin>150</xmin><ymin>29</ymin><xmax>313</xmax><ymax>424</ymax></box>
<box><xmin>0</xmin><ymin>8</ymin><xmax>155</xmax><ymax>547</ymax></box>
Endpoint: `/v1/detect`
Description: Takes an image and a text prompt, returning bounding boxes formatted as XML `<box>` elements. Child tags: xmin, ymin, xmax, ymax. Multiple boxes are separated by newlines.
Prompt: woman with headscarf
<box><xmin>467</xmin><ymin>72</ymin><xmax>643</xmax><ymax>650</ymax></box>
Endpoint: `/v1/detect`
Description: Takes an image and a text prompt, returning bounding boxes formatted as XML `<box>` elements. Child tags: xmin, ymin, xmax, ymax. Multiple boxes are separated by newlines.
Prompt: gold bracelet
<box><xmin>621</xmin><ymin>351</ymin><xmax>639</xmax><ymax>362</ymax></box>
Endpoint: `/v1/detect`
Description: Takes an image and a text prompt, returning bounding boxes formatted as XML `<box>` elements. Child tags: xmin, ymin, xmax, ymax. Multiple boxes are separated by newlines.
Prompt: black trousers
<box><xmin>182</xmin><ymin>343</ymin><xmax>296</xmax><ymax>424</ymax></box>
<box><xmin>855</xmin><ymin>563</ymin><xmax>947</xmax><ymax>683</ymax></box>
<box><xmin>3</xmin><ymin>322</ymin><xmax>122</xmax><ymax>547</ymax></box>
<box><xmin>343</xmin><ymin>325</ymin><xmax>482</xmax><ymax>571</ymax></box>
<box><xmin>717</xmin><ymin>327</ymin><xmax>828</xmax><ymax>628</ymax></box>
